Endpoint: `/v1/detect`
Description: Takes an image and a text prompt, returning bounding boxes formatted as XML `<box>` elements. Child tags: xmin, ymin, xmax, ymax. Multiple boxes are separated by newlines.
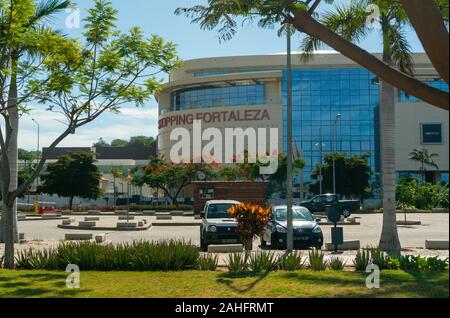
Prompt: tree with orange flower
<box><xmin>141</xmin><ymin>156</ymin><xmax>214</xmax><ymax>206</ymax></box>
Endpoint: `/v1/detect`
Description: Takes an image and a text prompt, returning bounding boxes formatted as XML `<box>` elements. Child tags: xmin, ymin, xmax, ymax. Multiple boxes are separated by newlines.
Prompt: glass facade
<box><xmin>172</xmin><ymin>83</ymin><xmax>265</xmax><ymax>111</ymax></box>
<box><xmin>282</xmin><ymin>68</ymin><xmax>380</xmax><ymax>184</ymax></box>
<box><xmin>399</xmin><ymin>79</ymin><xmax>449</xmax><ymax>103</ymax></box>
<box><xmin>194</xmin><ymin>69</ymin><xmax>272</xmax><ymax>77</ymax></box>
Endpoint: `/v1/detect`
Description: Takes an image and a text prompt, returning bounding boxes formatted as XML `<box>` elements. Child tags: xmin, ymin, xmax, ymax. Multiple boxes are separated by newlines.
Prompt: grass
<box><xmin>0</xmin><ymin>270</ymin><xmax>448</xmax><ymax>298</ymax></box>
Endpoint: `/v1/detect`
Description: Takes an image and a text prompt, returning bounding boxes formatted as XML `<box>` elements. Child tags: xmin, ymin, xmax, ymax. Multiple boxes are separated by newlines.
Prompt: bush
<box><xmin>227</xmin><ymin>253</ymin><xmax>247</xmax><ymax>273</ymax></box>
<box><xmin>308</xmin><ymin>249</ymin><xmax>327</xmax><ymax>271</ymax></box>
<box><xmin>277</xmin><ymin>252</ymin><xmax>305</xmax><ymax>271</ymax></box>
<box><xmin>354</xmin><ymin>249</ymin><xmax>371</xmax><ymax>271</ymax></box>
<box><xmin>248</xmin><ymin>252</ymin><xmax>277</xmax><ymax>273</ymax></box>
<box><xmin>197</xmin><ymin>254</ymin><xmax>219</xmax><ymax>271</ymax></box>
<box><xmin>396</xmin><ymin>178</ymin><xmax>449</xmax><ymax>210</ymax></box>
<box><xmin>425</xmin><ymin>257</ymin><xmax>449</xmax><ymax>271</ymax></box>
<box><xmin>328</xmin><ymin>257</ymin><xmax>346</xmax><ymax>270</ymax></box>
<box><xmin>385</xmin><ymin>257</ymin><xmax>401</xmax><ymax>270</ymax></box>
<box><xmin>370</xmin><ymin>247</ymin><xmax>388</xmax><ymax>270</ymax></box>
<box><xmin>15</xmin><ymin>240</ymin><xmax>199</xmax><ymax>271</ymax></box>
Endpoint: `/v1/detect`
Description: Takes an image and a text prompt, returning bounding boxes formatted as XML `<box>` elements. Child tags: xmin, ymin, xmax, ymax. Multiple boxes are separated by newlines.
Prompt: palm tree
<box><xmin>0</xmin><ymin>0</ymin><xmax>72</xmax><ymax>253</ymax></box>
<box><xmin>409</xmin><ymin>148</ymin><xmax>440</xmax><ymax>183</ymax></box>
<box><xmin>300</xmin><ymin>0</ymin><xmax>413</xmax><ymax>254</ymax></box>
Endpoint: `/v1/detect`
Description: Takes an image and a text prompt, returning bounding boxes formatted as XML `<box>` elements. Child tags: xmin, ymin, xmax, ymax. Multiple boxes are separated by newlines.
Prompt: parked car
<box><xmin>261</xmin><ymin>206</ymin><xmax>324</xmax><ymax>250</ymax></box>
<box><xmin>200</xmin><ymin>200</ymin><xmax>242</xmax><ymax>252</ymax></box>
<box><xmin>299</xmin><ymin>194</ymin><xmax>360</xmax><ymax>217</ymax></box>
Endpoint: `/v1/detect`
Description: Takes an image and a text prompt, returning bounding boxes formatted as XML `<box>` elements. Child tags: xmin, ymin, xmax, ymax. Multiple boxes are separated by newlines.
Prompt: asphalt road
<box><xmin>7</xmin><ymin>213</ymin><xmax>449</xmax><ymax>250</ymax></box>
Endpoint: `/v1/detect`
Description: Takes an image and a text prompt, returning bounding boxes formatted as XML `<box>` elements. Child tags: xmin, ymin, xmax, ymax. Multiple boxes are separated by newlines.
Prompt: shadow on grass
<box><xmin>216</xmin><ymin>271</ymin><xmax>270</xmax><ymax>294</ymax></box>
<box><xmin>278</xmin><ymin>270</ymin><xmax>449</xmax><ymax>298</ymax></box>
<box><xmin>0</xmin><ymin>271</ymin><xmax>93</xmax><ymax>298</ymax></box>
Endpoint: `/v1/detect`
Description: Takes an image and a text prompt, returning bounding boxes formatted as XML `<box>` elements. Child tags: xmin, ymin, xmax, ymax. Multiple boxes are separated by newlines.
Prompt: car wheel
<box><xmin>260</xmin><ymin>236</ymin><xmax>267</xmax><ymax>248</ymax></box>
<box><xmin>200</xmin><ymin>230</ymin><xmax>208</xmax><ymax>252</ymax></box>
<box><xmin>342</xmin><ymin>209</ymin><xmax>351</xmax><ymax>218</ymax></box>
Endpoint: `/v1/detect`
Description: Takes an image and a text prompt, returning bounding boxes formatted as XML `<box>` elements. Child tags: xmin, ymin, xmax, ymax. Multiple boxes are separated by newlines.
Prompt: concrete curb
<box><xmin>57</xmin><ymin>224</ymin><xmax>151</xmax><ymax>231</ymax></box>
<box><xmin>425</xmin><ymin>240</ymin><xmax>449</xmax><ymax>250</ymax></box>
<box><xmin>151</xmin><ymin>222</ymin><xmax>201</xmax><ymax>227</ymax></box>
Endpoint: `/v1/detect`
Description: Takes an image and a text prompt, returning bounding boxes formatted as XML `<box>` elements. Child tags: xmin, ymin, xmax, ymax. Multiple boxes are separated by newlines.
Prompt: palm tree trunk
<box><xmin>378</xmin><ymin>48</ymin><xmax>401</xmax><ymax>254</ymax></box>
<box><xmin>1</xmin><ymin>202</ymin><xmax>15</xmax><ymax>268</ymax></box>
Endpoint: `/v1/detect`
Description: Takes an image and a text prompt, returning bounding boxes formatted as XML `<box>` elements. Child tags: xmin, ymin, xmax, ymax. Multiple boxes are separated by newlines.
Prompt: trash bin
<box><xmin>326</xmin><ymin>204</ymin><xmax>340</xmax><ymax>224</ymax></box>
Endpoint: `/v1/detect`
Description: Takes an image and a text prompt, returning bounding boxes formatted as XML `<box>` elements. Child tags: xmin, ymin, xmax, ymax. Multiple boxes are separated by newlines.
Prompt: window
<box><xmin>172</xmin><ymin>83</ymin><xmax>265</xmax><ymax>111</ymax></box>
<box><xmin>199</xmin><ymin>189</ymin><xmax>214</xmax><ymax>200</ymax></box>
<box><xmin>422</xmin><ymin>123</ymin><xmax>443</xmax><ymax>144</ymax></box>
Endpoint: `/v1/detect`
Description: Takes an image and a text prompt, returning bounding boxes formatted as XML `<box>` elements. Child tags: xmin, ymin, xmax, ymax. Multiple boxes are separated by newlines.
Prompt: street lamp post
<box><xmin>31</xmin><ymin>118</ymin><xmax>40</xmax><ymax>212</ymax></box>
<box><xmin>331</xmin><ymin>114</ymin><xmax>341</xmax><ymax>195</ymax></box>
<box><xmin>286</xmin><ymin>24</ymin><xmax>294</xmax><ymax>253</ymax></box>
<box><xmin>315</xmin><ymin>127</ymin><xmax>324</xmax><ymax>194</ymax></box>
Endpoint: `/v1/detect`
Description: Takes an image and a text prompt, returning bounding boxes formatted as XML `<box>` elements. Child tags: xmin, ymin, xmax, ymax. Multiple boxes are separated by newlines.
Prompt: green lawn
<box><xmin>0</xmin><ymin>270</ymin><xmax>448</xmax><ymax>298</ymax></box>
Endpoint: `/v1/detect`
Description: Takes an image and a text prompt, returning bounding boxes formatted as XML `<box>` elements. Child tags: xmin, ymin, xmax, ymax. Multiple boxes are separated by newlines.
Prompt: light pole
<box><xmin>315</xmin><ymin>127</ymin><xmax>325</xmax><ymax>194</ymax></box>
<box><xmin>331</xmin><ymin>114</ymin><xmax>341</xmax><ymax>195</ymax></box>
<box><xmin>31</xmin><ymin>118</ymin><xmax>40</xmax><ymax>212</ymax></box>
<box><xmin>286</xmin><ymin>24</ymin><xmax>294</xmax><ymax>253</ymax></box>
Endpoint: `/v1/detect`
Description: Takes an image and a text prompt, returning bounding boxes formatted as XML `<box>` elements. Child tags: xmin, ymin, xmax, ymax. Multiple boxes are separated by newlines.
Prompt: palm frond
<box><xmin>384</xmin><ymin>22</ymin><xmax>414</xmax><ymax>75</ymax></box>
<box><xmin>28</xmin><ymin>0</ymin><xmax>73</xmax><ymax>27</ymax></box>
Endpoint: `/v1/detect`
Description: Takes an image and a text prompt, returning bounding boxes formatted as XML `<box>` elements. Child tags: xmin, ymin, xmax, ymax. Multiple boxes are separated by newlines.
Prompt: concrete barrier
<box><xmin>325</xmin><ymin>240</ymin><xmax>361</xmax><ymax>251</ymax></box>
<box><xmin>425</xmin><ymin>240</ymin><xmax>449</xmax><ymax>250</ymax></box>
<box><xmin>156</xmin><ymin>213</ymin><xmax>172</xmax><ymax>220</ymax></box>
<box><xmin>208</xmin><ymin>244</ymin><xmax>244</xmax><ymax>253</ymax></box>
<box><xmin>65</xmin><ymin>233</ymin><xmax>93</xmax><ymax>241</ymax></box>
<box><xmin>171</xmin><ymin>211</ymin><xmax>185</xmax><ymax>216</ymax></box>
<box><xmin>95</xmin><ymin>233</ymin><xmax>107</xmax><ymax>243</ymax></box>
<box><xmin>143</xmin><ymin>210</ymin><xmax>156</xmax><ymax>215</ymax></box>
<box><xmin>62</xmin><ymin>218</ymin><xmax>75</xmax><ymax>225</ymax></box>
<box><xmin>117</xmin><ymin>222</ymin><xmax>138</xmax><ymax>228</ymax></box>
<box><xmin>79</xmin><ymin>221</ymin><xmax>97</xmax><ymax>227</ymax></box>
<box><xmin>183</xmin><ymin>212</ymin><xmax>195</xmax><ymax>217</ymax></box>
<box><xmin>84</xmin><ymin>216</ymin><xmax>100</xmax><ymax>221</ymax></box>
<box><xmin>118</xmin><ymin>216</ymin><xmax>135</xmax><ymax>220</ymax></box>
<box><xmin>397</xmin><ymin>220</ymin><xmax>422</xmax><ymax>226</ymax></box>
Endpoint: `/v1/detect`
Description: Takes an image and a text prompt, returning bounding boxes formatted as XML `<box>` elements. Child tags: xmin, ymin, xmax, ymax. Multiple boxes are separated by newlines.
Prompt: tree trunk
<box><xmin>0</xmin><ymin>54</ymin><xmax>19</xmax><ymax>245</ymax></box>
<box><xmin>378</xmin><ymin>49</ymin><xmax>401</xmax><ymax>254</ymax></box>
<box><xmin>2</xmin><ymin>202</ymin><xmax>15</xmax><ymax>269</ymax></box>
<box><xmin>69</xmin><ymin>196</ymin><xmax>74</xmax><ymax>210</ymax></box>
<box><xmin>400</xmin><ymin>0</ymin><xmax>449</xmax><ymax>84</ymax></box>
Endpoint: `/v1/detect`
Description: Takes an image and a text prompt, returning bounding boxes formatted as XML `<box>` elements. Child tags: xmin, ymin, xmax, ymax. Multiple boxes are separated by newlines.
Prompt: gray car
<box><xmin>261</xmin><ymin>206</ymin><xmax>324</xmax><ymax>250</ymax></box>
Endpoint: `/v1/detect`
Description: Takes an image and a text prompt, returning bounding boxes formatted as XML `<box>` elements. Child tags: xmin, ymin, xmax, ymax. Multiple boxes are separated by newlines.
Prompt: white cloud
<box><xmin>17</xmin><ymin>106</ymin><xmax>159</xmax><ymax>150</ymax></box>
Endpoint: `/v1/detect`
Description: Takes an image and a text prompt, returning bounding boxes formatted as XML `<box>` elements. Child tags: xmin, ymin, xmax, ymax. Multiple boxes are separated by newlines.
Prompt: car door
<box><xmin>311</xmin><ymin>196</ymin><xmax>325</xmax><ymax>212</ymax></box>
<box><xmin>264</xmin><ymin>214</ymin><xmax>275</xmax><ymax>243</ymax></box>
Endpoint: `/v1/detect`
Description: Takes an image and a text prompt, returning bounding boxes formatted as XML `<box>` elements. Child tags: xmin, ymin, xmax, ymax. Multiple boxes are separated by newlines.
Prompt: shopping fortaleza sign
<box><xmin>159</xmin><ymin>108</ymin><xmax>271</xmax><ymax>129</ymax></box>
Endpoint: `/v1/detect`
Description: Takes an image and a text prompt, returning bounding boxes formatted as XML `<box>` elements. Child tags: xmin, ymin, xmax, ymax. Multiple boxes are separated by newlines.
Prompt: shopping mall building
<box><xmin>156</xmin><ymin>52</ymin><xmax>449</xmax><ymax>191</ymax></box>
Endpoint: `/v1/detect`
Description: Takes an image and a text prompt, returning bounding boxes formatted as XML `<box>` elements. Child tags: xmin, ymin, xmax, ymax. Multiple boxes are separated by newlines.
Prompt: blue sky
<box><xmin>18</xmin><ymin>0</ymin><xmax>426</xmax><ymax>150</ymax></box>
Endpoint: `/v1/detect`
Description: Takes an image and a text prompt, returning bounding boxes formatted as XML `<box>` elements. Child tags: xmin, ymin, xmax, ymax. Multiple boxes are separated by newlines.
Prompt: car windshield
<box><xmin>273</xmin><ymin>208</ymin><xmax>314</xmax><ymax>222</ymax></box>
<box><xmin>207</xmin><ymin>204</ymin><xmax>235</xmax><ymax>219</ymax></box>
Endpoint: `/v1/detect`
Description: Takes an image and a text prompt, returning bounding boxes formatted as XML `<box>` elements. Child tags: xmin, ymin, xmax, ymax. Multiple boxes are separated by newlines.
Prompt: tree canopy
<box><xmin>310</xmin><ymin>152</ymin><xmax>372</xmax><ymax>198</ymax></box>
<box><xmin>38</xmin><ymin>152</ymin><xmax>102</xmax><ymax>208</ymax></box>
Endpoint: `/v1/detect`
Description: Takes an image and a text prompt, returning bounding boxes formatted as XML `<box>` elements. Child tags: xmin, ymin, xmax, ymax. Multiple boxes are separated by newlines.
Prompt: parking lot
<box><xmin>1</xmin><ymin>213</ymin><xmax>448</xmax><ymax>256</ymax></box>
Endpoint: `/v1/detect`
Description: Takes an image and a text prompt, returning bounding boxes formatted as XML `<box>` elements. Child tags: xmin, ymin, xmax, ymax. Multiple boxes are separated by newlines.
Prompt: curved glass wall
<box><xmin>282</xmin><ymin>68</ymin><xmax>381</xmax><ymax>185</ymax></box>
<box><xmin>172</xmin><ymin>83</ymin><xmax>265</xmax><ymax>111</ymax></box>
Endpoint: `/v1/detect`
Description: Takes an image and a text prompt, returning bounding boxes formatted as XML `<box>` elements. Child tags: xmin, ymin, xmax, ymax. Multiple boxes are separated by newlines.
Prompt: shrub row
<box><xmin>66</xmin><ymin>205</ymin><xmax>194</xmax><ymax>212</ymax></box>
<box><xmin>226</xmin><ymin>250</ymin><xmax>347</xmax><ymax>273</ymax></box>
<box><xmin>15</xmin><ymin>240</ymin><xmax>199</xmax><ymax>271</ymax></box>
<box><xmin>354</xmin><ymin>247</ymin><xmax>449</xmax><ymax>271</ymax></box>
